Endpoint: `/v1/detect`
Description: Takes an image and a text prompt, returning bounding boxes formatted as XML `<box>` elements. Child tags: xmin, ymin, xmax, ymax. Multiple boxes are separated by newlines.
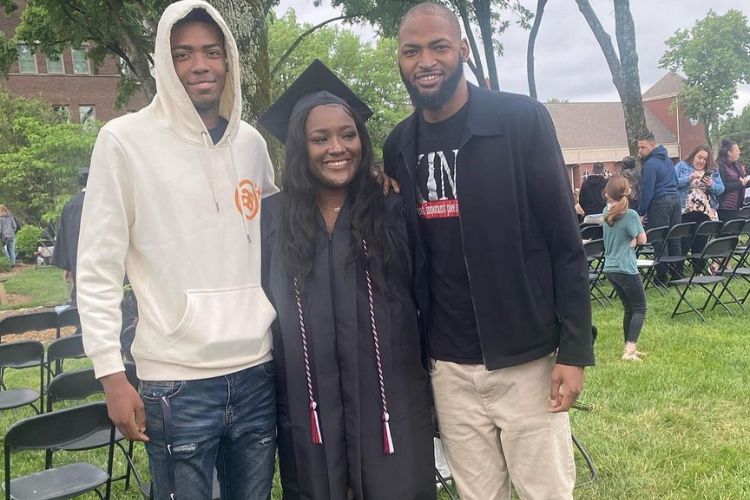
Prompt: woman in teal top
<box><xmin>602</xmin><ymin>176</ymin><xmax>647</xmax><ymax>361</ymax></box>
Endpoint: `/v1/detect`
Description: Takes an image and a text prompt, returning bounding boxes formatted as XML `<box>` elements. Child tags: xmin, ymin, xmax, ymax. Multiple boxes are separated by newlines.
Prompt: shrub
<box><xmin>14</xmin><ymin>225</ymin><xmax>43</xmax><ymax>262</ymax></box>
<box><xmin>0</xmin><ymin>255</ymin><xmax>10</xmax><ymax>272</ymax></box>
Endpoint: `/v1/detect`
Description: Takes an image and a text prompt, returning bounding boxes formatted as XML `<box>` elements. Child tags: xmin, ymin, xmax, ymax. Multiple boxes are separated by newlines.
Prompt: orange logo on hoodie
<box><xmin>234</xmin><ymin>179</ymin><xmax>261</xmax><ymax>221</ymax></box>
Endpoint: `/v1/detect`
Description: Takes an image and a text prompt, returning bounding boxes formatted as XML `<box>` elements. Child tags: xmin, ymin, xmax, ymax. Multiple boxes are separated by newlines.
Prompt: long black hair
<box><xmin>717</xmin><ymin>139</ymin><xmax>737</xmax><ymax>162</ymax></box>
<box><xmin>279</xmin><ymin>102</ymin><xmax>389</xmax><ymax>286</ymax></box>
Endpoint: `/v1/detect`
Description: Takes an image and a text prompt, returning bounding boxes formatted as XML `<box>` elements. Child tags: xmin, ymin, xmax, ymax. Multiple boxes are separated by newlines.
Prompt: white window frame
<box><xmin>53</xmin><ymin>105</ymin><xmax>70</xmax><ymax>123</ymax></box>
<box><xmin>17</xmin><ymin>44</ymin><xmax>38</xmax><ymax>74</ymax></box>
<box><xmin>71</xmin><ymin>47</ymin><xmax>90</xmax><ymax>74</ymax></box>
<box><xmin>79</xmin><ymin>105</ymin><xmax>95</xmax><ymax>126</ymax></box>
<box><xmin>45</xmin><ymin>54</ymin><xmax>65</xmax><ymax>74</ymax></box>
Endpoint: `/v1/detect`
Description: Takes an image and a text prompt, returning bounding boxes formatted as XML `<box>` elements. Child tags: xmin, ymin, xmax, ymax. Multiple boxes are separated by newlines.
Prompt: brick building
<box><xmin>546</xmin><ymin>73</ymin><xmax>707</xmax><ymax>189</ymax></box>
<box><xmin>0</xmin><ymin>0</ymin><xmax>149</xmax><ymax>124</ymax></box>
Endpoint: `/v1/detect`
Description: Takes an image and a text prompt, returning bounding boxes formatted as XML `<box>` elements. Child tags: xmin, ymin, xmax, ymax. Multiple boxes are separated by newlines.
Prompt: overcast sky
<box><xmin>276</xmin><ymin>0</ymin><xmax>750</xmax><ymax>113</ymax></box>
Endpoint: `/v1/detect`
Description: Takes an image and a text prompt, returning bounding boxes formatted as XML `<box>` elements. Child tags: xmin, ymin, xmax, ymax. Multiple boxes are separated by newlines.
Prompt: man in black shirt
<box><xmin>578</xmin><ymin>162</ymin><xmax>607</xmax><ymax>215</ymax></box>
<box><xmin>384</xmin><ymin>3</ymin><xmax>593</xmax><ymax>499</ymax></box>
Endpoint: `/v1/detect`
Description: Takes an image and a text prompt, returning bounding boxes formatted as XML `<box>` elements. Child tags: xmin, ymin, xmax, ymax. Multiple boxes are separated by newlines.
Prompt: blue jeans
<box><xmin>142</xmin><ymin>362</ymin><xmax>276</xmax><ymax>500</ymax></box>
<box><xmin>1</xmin><ymin>237</ymin><xmax>15</xmax><ymax>266</ymax></box>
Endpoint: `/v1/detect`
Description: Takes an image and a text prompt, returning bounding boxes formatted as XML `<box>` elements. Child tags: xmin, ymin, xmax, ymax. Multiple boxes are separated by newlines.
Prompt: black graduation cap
<box><xmin>258</xmin><ymin>59</ymin><xmax>373</xmax><ymax>143</ymax></box>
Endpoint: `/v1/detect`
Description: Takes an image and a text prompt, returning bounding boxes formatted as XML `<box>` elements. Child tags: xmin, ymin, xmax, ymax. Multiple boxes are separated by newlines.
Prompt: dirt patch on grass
<box><xmin>0</xmin><ymin>306</ymin><xmax>77</xmax><ymax>344</ymax></box>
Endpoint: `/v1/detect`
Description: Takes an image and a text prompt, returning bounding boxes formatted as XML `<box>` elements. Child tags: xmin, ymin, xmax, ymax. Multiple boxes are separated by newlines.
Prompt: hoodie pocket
<box><xmin>164</xmin><ymin>284</ymin><xmax>276</xmax><ymax>366</ymax></box>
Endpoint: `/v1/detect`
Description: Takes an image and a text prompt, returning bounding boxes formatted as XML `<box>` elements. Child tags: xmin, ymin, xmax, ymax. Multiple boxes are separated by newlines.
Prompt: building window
<box><xmin>53</xmin><ymin>105</ymin><xmax>70</xmax><ymax>123</ymax></box>
<box><xmin>46</xmin><ymin>54</ymin><xmax>65</xmax><ymax>74</ymax></box>
<box><xmin>71</xmin><ymin>47</ymin><xmax>90</xmax><ymax>74</ymax></box>
<box><xmin>17</xmin><ymin>44</ymin><xmax>38</xmax><ymax>73</ymax></box>
<box><xmin>79</xmin><ymin>105</ymin><xmax>95</xmax><ymax>127</ymax></box>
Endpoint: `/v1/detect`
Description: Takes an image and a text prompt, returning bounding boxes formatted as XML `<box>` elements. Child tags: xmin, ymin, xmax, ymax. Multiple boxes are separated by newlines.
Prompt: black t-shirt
<box><xmin>208</xmin><ymin>117</ymin><xmax>229</xmax><ymax>145</ymax></box>
<box><xmin>415</xmin><ymin>104</ymin><xmax>483</xmax><ymax>364</ymax></box>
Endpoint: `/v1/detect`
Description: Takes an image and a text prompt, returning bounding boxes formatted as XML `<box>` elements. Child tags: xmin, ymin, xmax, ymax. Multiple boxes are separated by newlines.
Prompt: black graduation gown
<box><xmin>261</xmin><ymin>192</ymin><xmax>435</xmax><ymax>500</ymax></box>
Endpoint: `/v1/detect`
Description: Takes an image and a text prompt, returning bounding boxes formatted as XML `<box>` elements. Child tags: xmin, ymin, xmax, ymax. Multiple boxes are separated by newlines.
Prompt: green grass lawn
<box><xmin>1</xmin><ymin>266</ymin><xmax>70</xmax><ymax>311</ymax></box>
<box><xmin>0</xmin><ymin>270</ymin><xmax>749</xmax><ymax>498</ymax></box>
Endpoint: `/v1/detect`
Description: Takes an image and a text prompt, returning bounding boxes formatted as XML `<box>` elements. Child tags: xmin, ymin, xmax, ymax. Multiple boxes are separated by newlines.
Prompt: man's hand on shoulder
<box><xmin>548</xmin><ymin>364</ymin><xmax>584</xmax><ymax>413</ymax></box>
<box><xmin>100</xmin><ymin>371</ymin><xmax>149</xmax><ymax>442</ymax></box>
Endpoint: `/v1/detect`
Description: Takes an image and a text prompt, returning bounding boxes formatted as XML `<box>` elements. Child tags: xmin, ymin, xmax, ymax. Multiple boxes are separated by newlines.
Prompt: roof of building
<box><xmin>545</xmin><ymin>102</ymin><xmax>677</xmax><ymax>150</ymax></box>
<box><xmin>642</xmin><ymin>72</ymin><xmax>685</xmax><ymax>100</ymax></box>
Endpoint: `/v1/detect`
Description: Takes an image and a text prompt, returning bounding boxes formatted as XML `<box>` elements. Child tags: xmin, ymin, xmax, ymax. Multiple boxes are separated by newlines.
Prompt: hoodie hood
<box><xmin>648</xmin><ymin>144</ymin><xmax>669</xmax><ymax>160</ymax></box>
<box><xmin>151</xmin><ymin>0</ymin><xmax>241</xmax><ymax>145</ymax></box>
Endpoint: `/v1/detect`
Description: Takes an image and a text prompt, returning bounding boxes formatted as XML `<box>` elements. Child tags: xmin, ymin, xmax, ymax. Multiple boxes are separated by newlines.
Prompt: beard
<box><xmin>400</xmin><ymin>56</ymin><xmax>465</xmax><ymax>111</ymax></box>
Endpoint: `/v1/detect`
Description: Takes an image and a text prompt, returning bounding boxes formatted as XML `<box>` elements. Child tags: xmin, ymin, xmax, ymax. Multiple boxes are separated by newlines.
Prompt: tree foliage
<box><xmin>0</xmin><ymin>89</ymin><xmax>97</xmax><ymax>225</ymax></box>
<box><xmin>659</xmin><ymin>9</ymin><xmax>750</xmax><ymax>148</ymax></box>
<box><xmin>574</xmin><ymin>0</ymin><xmax>647</xmax><ymax>156</ymax></box>
<box><xmin>323</xmin><ymin>0</ymin><xmax>532</xmax><ymax>91</ymax></box>
<box><xmin>721</xmin><ymin>105</ymin><xmax>750</xmax><ymax>159</ymax></box>
<box><xmin>269</xmin><ymin>10</ymin><xmax>412</xmax><ymax>159</ymax></box>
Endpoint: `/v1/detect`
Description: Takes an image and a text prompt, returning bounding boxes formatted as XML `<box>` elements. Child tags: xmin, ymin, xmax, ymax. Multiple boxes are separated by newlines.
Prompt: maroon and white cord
<box><xmin>362</xmin><ymin>240</ymin><xmax>395</xmax><ymax>455</ymax></box>
<box><xmin>294</xmin><ymin>277</ymin><xmax>323</xmax><ymax>445</ymax></box>
<box><xmin>292</xmin><ymin>241</ymin><xmax>395</xmax><ymax>455</ymax></box>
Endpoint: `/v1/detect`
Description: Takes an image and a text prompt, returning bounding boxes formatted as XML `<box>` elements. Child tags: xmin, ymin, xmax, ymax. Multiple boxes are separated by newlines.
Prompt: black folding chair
<box><xmin>636</xmin><ymin>226</ymin><xmax>669</xmax><ymax>293</ymax></box>
<box><xmin>46</xmin><ymin>365</ymin><xmax>140</xmax><ymax>490</ymax></box>
<box><xmin>655</xmin><ymin>222</ymin><xmax>696</xmax><ymax>281</ymax></box>
<box><xmin>670</xmin><ymin>236</ymin><xmax>738</xmax><ymax>321</ymax></box>
<box><xmin>720</xmin><ymin>218</ymin><xmax>746</xmax><ymax>237</ymax></box>
<box><xmin>3</xmin><ymin>401</ymin><xmax>115</xmax><ymax>500</ymax></box>
<box><xmin>713</xmin><ymin>225</ymin><xmax>750</xmax><ymax>311</ymax></box>
<box><xmin>0</xmin><ymin>341</ymin><xmax>45</xmax><ymax>415</ymax></box>
<box><xmin>56</xmin><ymin>306</ymin><xmax>81</xmax><ymax>337</ymax></box>
<box><xmin>687</xmin><ymin>220</ymin><xmax>724</xmax><ymax>274</ymax></box>
<box><xmin>583</xmin><ymin>239</ymin><xmax>611</xmax><ymax>307</ymax></box>
<box><xmin>0</xmin><ymin>311</ymin><xmax>59</xmax><ymax>337</ymax></box>
<box><xmin>580</xmin><ymin>223</ymin><xmax>603</xmax><ymax>240</ymax></box>
<box><xmin>45</xmin><ymin>334</ymin><xmax>86</xmax><ymax>389</ymax></box>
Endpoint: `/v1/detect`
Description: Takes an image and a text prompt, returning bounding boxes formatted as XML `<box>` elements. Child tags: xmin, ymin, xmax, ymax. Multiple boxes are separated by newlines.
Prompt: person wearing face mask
<box><xmin>259</xmin><ymin>60</ymin><xmax>435</xmax><ymax>500</ymax></box>
<box><xmin>716</xmin><ymin>139</ymin><xmax>748</xmax><ymax>222</ymax></box>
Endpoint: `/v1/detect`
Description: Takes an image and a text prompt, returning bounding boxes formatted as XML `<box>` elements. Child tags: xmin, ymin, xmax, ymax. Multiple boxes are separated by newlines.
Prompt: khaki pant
<box><xmin>431</xmin><ymin>355</ymin><xmax>575</xmax><ymax>500</ymax></box>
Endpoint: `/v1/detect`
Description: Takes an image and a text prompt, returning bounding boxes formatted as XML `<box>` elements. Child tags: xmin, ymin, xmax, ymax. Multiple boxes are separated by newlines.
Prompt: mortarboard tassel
<box><xmin>310</xmin><ymin>400</ymin><xmax>323</xmax><ymax>445</ymax></box>
<box><xmin>382</xmin><ymin>411</ymin><xmax>394</xmax><ymax>455</ymax></box>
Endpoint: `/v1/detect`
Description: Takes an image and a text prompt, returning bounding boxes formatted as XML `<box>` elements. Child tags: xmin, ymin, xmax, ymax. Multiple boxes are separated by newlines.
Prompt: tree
<box><xmin>721</xmin><ymin>105</ymin><xmax>750</xmax><ymax>158</ymax></box>
<box><xmin>3</xmin><ymin>0</ymin><xmax>278</xmax><ymax>122</ymax></box>
<box><xmin>0</xmin><ymin>89</ymin><xmax>97</xmax><ymax>225</ymax></box>
<box><xmin>268</xmin><ymin>10</ymin><xmax>412</xmax><ymax>160</ymax></box>
<box><xmin>325</xmin><ymin>0</ymin><xmax>532</xmax><ymax>91</ymax></box>
<box><xmin>574</xmin><ymin>0</ymin><xmax>647</xmax><ymax>156</ymax></box>
<box><xmin>526</xmin><ymin>0</ymin><xmax>547</xmax><ymax>99</ymax></box>
<box><xmin>659</xmin><ymin>9</ymin><xmax>750</xmax><ymax>148</ymax></box>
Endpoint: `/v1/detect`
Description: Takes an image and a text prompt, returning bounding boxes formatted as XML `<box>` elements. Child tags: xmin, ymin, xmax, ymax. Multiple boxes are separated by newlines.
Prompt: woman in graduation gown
<box><xmin>259</xmin><ymin>61</ymin><xmax>435</xmax><ymax>500</ymax></box>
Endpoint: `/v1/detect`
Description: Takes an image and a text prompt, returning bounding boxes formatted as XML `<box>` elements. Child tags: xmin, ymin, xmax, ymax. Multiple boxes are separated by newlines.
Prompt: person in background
<box><xmin>578</xmin><ymin>162</ymin><xmax>608</xmax><ymax>216</ymax></box>
<box><xmin>675</xmin><ymin>145</ymin><xmax>724</xmax><ymax>272</ymax></box>
<box><xmin>620</xmin><ymin>156</ymin><xmax>640</xmax><ymax>210</ymax></box>
<box><xmin>0</xmin><ymin>204</ymin><xmax>18</xmax><ymax>267</ymax></box>
<box><xmin>637</xmin><ymin>131</ymin><xmax>680</xmax><ymax>285</ymax></box>
<box><xmin>716</xmin><ymin>139</ymin><xmax>748</xmax><ymax>221</ymax></box>
<box><xmin>53</xmin><ymin>167</ymin><xmax>89</xmax><ymax>305</ymax></box>
<box><xmin>602</xmin><ymin>176</ymin><xmax>647</xmax><ymax>361</ymax></box>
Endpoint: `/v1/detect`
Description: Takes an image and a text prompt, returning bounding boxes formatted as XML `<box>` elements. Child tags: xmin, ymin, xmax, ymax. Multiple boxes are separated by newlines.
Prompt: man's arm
<box><xmin>77</xmin><ymin>128</ymin><xmax>147</xmax><ymax>441</ymax></box>
<box><xmin>638</xmin><ymin>162</ymin><xmax>655</xmax><ymax>216</ymax></box>
<box><xmin>522</xmin><ymin>101</ymin><xmax>593</xmax><ymax>413</ymax></box>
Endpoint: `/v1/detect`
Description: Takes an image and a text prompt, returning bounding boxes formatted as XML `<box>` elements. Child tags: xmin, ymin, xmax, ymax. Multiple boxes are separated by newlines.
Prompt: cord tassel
<box><xmin>310</xmin><ymin>400</ymin><xmax>323</xmax><ymax>444</ymax></box>
<box><xmin>382</xmin><ymin>411</ymin><xmax>394</xmax><ymax>455</ymax></box>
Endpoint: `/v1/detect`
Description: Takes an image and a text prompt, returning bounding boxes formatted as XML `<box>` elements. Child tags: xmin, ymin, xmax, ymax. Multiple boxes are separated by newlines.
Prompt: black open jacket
<box><xmin>383</xmin><ymin>84</ymin><xmax>594</xmax><ymax>370</ymax></box>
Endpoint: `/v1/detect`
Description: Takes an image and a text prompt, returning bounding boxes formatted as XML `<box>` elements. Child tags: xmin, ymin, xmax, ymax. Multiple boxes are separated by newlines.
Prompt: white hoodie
<box><xmin>77</xmin><ymin>0</ymin><xmax>278</xmax><ymax>381</ymax></box>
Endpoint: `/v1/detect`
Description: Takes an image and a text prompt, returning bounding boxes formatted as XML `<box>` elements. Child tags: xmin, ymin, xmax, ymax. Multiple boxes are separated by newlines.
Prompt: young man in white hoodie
<box><xmin>76</xmin><ymin>1</ymin><xmax>278</xmax><ymax>498</ymax></box>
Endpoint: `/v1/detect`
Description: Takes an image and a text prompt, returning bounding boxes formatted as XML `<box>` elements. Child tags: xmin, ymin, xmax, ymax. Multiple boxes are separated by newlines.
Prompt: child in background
<box><xmin>602</xmin><ymin>176</ymin><xmax>648</xmax><ymax>361</ymax></box>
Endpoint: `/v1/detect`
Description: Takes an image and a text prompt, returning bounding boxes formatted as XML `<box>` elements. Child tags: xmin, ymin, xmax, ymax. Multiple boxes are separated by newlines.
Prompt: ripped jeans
<box><xmin>142</xmin><ymin>362</ymin><xmax>276</xmax><ymax>500</ymax></box>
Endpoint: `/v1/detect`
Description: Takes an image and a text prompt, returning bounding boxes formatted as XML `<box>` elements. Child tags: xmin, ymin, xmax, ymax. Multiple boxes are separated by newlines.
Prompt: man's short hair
<box><xmin>399</xmin><ymin>2</ymin><xmax>462</xmax><ymax>40</ymax></box>
<box><xmin>592</xmin><ymin>162</ymin><xmax>604</xmax><ymax>174</ymax></box>
<box><xmin>621</xmin><ymin>156</ymin><xmax>636</xmax><ymax>170</ymax></box>
<box><xmin>173</xmin><ymin>8</ymin><xmax>225</xmax><ymax>46</ymax></box>
<box><xmin>638</xmin><ymin>130</ymin><xmax>655</xmax><ymax>142</ymax></box>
